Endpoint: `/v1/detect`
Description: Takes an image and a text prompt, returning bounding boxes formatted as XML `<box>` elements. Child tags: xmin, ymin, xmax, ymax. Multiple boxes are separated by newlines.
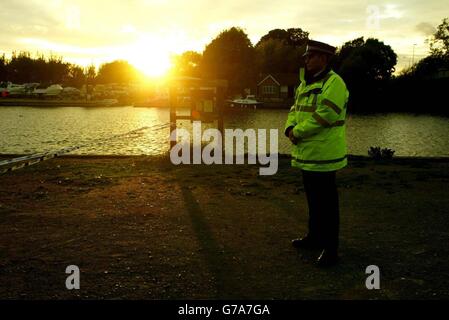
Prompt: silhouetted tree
<box><xmin>255</xmin><ymin>39</ymin><xmax>305</xmax><ymax>74</ymax></box>
<box><xmin>414</xmin><ymin>55</ymin><xmax>449</xmax><ymax>78</ymax></box>
<box><xmin>334</xmin><ymin>38</ymin><xmax>397</xmax><ymax>112</ymax></box>
<box><xmin>96</xmin><ymin>60</ymin><xmax>138</xmax><ymax>84</ymax></box>
<box><xmin>7</xmin><ymin>52</ymin><xmax>35</xmax><ymax>83</ymax></box>
<box><xmin>33</xmin><ymin>54</ymin><xmax>48</xmax><ymax>83</ymax></box>
<box><xmin>64</xmin><ymin>64</ymin><xmax>86</xmax><ymax>88</ymax></box>
<box><xmin>388</xmin><ymin>18</ymin><xmax>449</xmax><ymax>115</ymax></box>
<box><xmin>201</xmin><ymin>27</ymin><xmax>256</xmax><ymax>94</ymax></box>
<box><xmin>336</xmin><ymin>38</ymin><xmax>396</xmax><ymax>83</ymax></box>
<box><xmin>84</xmin><ymin>64</ymin><xmax>96</xmax><ymax>84</ymax></box>
<box><xmin>0</xmin><ymin>54</ymin><xmax>7</xmax><ymax>81</ymax></box>
<box><xmin>255</xmin><ymin>28</ymin><xmax>308</xmax><ymax>75</ymax></box>
<box><xmin>45</xmin><ymin>54</ymin><xmax>70</xmax><ymax>84</ymax></box>
<box><xmin>406</xmin><ymin>18</ymin><xmax>449</xmax><ymax>79</ymax></box>
<box><xmin>391</xmin><ymin>54</ymin><xmax>449</xmax><ymax>115</ymax></box>
<box><xmin>332</xmin><ymin>37</ymin><xmax>365</xmax><ymax>69</ymax></box>
<box><xmin>4</xmin><ymin>51</ymin><xmax>70</xmax><ymax>84</ymax></box>
<box><xmin>256</xmin><ymin>28</ymin><xmax>309</xmax><ymax>47</ymax></box>
<box><xmin>430</xmin><ymin>18</ymin><xmax>449</xmax><ymax>58</ymax></box>
<box><xmin>170</xmin><ymin>51</ymin><xmax>202</xmax><ymax>77</ymax></box>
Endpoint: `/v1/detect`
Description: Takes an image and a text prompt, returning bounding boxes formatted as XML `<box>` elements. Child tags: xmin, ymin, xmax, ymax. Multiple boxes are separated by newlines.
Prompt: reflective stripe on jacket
<box><xmin>284</xmin><ymin>68</ymin><xmax>349</xmax><ymax>171</ymax></box>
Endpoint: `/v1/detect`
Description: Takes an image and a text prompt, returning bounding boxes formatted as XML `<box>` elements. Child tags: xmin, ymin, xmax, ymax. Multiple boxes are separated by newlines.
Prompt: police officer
<box><xmin>284</xmin><ymin>40</ymin><xmax>349</xmax><ymax>267</ymax></box>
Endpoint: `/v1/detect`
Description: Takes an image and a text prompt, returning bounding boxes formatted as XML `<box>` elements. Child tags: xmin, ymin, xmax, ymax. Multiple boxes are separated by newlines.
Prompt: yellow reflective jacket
<box><xmin>284</xmin><ymin>68</ymin><xmax>349</xmax><ymax>171</ymax></box>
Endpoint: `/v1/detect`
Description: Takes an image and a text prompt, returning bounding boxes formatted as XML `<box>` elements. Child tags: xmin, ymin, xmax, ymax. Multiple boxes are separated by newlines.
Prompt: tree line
<box><xmin>1</xmin><ymin>18</ymin><xmax>448</xmax><ymax>114</ymax></box>
<box><xmin>170</xmin><ymin>27</ymin><xmax>399</xmax><ymax>100</ymax></box>
<box><xmin>0</xmin><ymin>52</ymin><xmax>141</xmax><ymax>88</ymax></box>
<box><xmin>385</xmin><ymin>18</ymin><xmax>449</xmax><ymax>115</ymax></box>
<box><xmin>170</xmin><ymin>18</ymin><xmax>448</xmax><ymax>115</ymax></box>
<box><xmin>170</xmin><ymin>27</ymin><xmax>310</xmax><ymax>94</ymax></box>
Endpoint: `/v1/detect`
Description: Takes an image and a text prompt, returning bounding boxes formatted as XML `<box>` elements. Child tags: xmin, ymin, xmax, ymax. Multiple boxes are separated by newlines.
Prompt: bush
<box><xmin>368</xmin><ymin>146</ymin><xmax>395</xmax><ymax>160</ymax></box>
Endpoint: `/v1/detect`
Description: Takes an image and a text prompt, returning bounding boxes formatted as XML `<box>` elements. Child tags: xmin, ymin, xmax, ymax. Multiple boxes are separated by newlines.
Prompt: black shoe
<box><xmin>291</xmin><ymin>236</ymin><xmax>321</xmax><ymax>249</ymax></box>
<box><xmin>316</xmin><ymin>249</ymin><xmax>339</xmax><ymax>267</ymax></box>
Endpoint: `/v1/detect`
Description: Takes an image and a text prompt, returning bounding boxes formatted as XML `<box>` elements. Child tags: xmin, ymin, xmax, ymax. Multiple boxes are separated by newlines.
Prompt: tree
<box><xmin>255</xmin><ymin>28</ymin><xmax>308</xmax><ymax>75</ymax></box>
<box><xmin>333</xmin><ymin>37</ymin><xmax>365</xmax><ymax>69</ymax></box>
<box><xmin>255</xmin><ymin>38</ymin><xmax>304</xmax><ymax>74</ymax></box>
<box><xmin>45</xmin><ymin>54</ymin><xmax>70</xmax><ymax>84</ymax></box>
<box><xmin>256</xmin><ymin>28</ymin><xmax>309</xmax><ymax>47</ymax></box>
<box><xmin>5</xmin><ymin>51</ymin><xmax>71</xmax><ymax>84</ymax></box>
<box><xmin>96</xmin><ymin>60</ymin><xmax>138</xmax><ymax>84</ymax></box>
<box><xmin>85</xmin><ymin>64</ymin><xmax>97</xmax><ymax>84</ymax></box>
<box><xmin>413</xmin><ymin>55</ymin><xmax>449</xmax><ymax>78</ymax></box>
<box><xmin>411</xmin><ymin>18</ymin><xmax>449</xmax><ymax>79</ymax></box>
<box><xmin>64</xmin><ymin>64</ymin><xmax>86</xmax><ymax>88</ymax></box>
<box><xmin>0</xmin><ymin>54</ymin><xmax>7</xmax><ymax>81</ymax></box>
<box><xmin>391</xmin><ymin>19</ymin><xmax>449</xmax><ymax>115</ymax></box>
<box><xmin>336</xmin><ymin>37</ymin><xmax>397</xmax><ymax>84</ymax></box>
<box><xmin>201</xmin><ymin>27</ymin><xmax>256</xmax><ymax>94</ymax></box>
<box><xmin>333</xmin><ymin>38</ymin><xmax>397</xmax><ymax>112</ymax></box>
<box><xmin>170</xmin><ymin>51</ymin><xmax>202</xmax><ymax>77</ymax></box>
<box><xmin>7</xmin><ymin>51</ymin><xmax>35</xmax><ymax>83</ymax></box>
<box><xmin>430</xmin><ymin>18</ymin><xmax>449</xmax><ymax>58</ymax></box>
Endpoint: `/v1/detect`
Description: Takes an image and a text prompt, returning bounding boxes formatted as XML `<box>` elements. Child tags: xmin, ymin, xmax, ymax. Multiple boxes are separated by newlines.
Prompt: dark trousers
<box><xmin>301</xmin><ymin>170</ymin><xmax>340</xmax><ymax>252</ymax></box>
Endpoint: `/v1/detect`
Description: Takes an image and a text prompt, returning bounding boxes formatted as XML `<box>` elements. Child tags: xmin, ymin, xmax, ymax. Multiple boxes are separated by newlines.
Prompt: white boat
<box><xmin>61</xmin><ymin>87</ymin><xmax>81</xmax><ymax>97</ymax></box>
<box><xmin>8</xmin><ymin>84</ymin><xmax>27</xmax><ymax>95</ymax></box>
<box><xmin>0</xmin><ymin>82</ymin><xmax>40</xmax><ymax>96</ymax></box>
<box><xmin>101</xmin><ymin>98</ymin><xmax>119</xmax><ymax>106</ymax></box>
<box><xmin>33</xmin><ymin>84</ymin><xmax>63</xmax><ymax>97</ymax></box>
<box><xmin>227</xmin><ymin>95</ymin><xmax>263</xmax><ymax>108</ymax></box>
<box><xmin>44</xmin><ymin>84</ymin><xmax>63</xmax><ymax>96</ymax></box>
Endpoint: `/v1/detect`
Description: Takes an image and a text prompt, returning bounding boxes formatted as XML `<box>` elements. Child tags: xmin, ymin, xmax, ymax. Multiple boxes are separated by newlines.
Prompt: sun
<box><xmin>126</xmin><ymin>37</ymin><xmax>172</xmax><ymax>78</ymax></box>
<box><xmin>128</xmin><ymin>48</ymin><xmax>171</xmax><ymax>78</ymax></box>
<box><xmin>131</xmin><ymin>50</ymin><xmax>171</xmax><ymax>78</ymax></box>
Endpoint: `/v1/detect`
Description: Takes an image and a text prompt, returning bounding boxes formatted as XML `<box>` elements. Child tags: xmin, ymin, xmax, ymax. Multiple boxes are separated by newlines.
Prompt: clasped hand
<box><xmin>288</xmin><ymin>129</ymin><xmax>300</xmax><ymax>145</ymax></box>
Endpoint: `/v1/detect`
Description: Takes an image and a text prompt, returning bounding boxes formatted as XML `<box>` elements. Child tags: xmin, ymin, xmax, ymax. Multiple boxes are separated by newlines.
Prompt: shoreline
<box><xmin>0</xmin><ymin>98</ymin><xmax>127</xmax><ymax>108</ymax></box>
<box><xmin>2</xmin><ymin>101</ymin><xmax>449</xmax><ymax>116</ymax></box>
<box><xmin>2</xmin><ymin>153</ymin><xmax>449</xmax><ymax>161</ymax></box>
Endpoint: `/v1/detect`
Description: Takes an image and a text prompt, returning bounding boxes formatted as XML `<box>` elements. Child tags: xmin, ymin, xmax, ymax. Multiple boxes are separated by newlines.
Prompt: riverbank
<box><xmin>0</xmin><ymin>155</ymin><xmax>448</xmax><ymax>299</ymax></box>
<box><xmin>0</xmin><ymin>98</ymin><xmax>123</xmax><ymax>107</ymax></box>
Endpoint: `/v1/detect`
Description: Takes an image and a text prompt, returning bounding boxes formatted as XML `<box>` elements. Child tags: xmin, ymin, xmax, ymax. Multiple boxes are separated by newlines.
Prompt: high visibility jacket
<box><xmin>284</xmin><ymin>68</ymin><xmax>349</xmax><ymax>171</ymax></box>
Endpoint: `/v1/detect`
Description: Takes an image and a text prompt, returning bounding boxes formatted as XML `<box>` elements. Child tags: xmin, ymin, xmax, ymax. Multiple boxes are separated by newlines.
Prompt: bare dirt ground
<box><xmin>0</xmin><ymin>155</ymin><xmax>448</xmax><ymax>299</ymax></box>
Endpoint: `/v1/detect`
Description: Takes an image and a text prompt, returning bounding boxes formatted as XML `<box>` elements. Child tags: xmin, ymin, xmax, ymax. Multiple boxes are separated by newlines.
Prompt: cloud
<box><xmin>0</xmin><ymin>0</ymin><xmax>60</xmax><ymax>27</ymax></box>
<box><xmin>0</xmin><ymin>0</ymin><xmax>447</xmax><ymax>71</ymax></box>
<box><xmin>415</xmin><ymin>22</ymin><xmax>436</xmax><ymax>36</ymax></box>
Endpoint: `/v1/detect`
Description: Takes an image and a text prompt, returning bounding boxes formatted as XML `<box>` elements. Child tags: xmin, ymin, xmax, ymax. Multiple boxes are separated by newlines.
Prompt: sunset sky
<box><xmin>1</xmin><ymin>0</ymin><xmax>448</xmax><ymax>76</ymax></box>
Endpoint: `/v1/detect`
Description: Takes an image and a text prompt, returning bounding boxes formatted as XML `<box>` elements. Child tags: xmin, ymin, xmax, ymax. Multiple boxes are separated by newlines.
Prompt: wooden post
<box><xmin>216</xmin><ymin>86</ymin><xmax>224</xmax><ymax>134</ymax></box>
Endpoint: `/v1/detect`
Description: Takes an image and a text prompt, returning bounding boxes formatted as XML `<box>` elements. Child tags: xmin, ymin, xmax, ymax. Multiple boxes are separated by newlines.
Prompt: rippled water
<box><xmin>1</xmin><ymin>106</ymin><xmax>448</xmax><ymax>157</ymax></box>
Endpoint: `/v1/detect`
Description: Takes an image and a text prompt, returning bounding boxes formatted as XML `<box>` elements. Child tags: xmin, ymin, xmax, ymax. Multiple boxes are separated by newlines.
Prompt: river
<box><xmin>1</xmin><ymin>106</ymin><xmax>448</xmax><ymax>157</ymax></box>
